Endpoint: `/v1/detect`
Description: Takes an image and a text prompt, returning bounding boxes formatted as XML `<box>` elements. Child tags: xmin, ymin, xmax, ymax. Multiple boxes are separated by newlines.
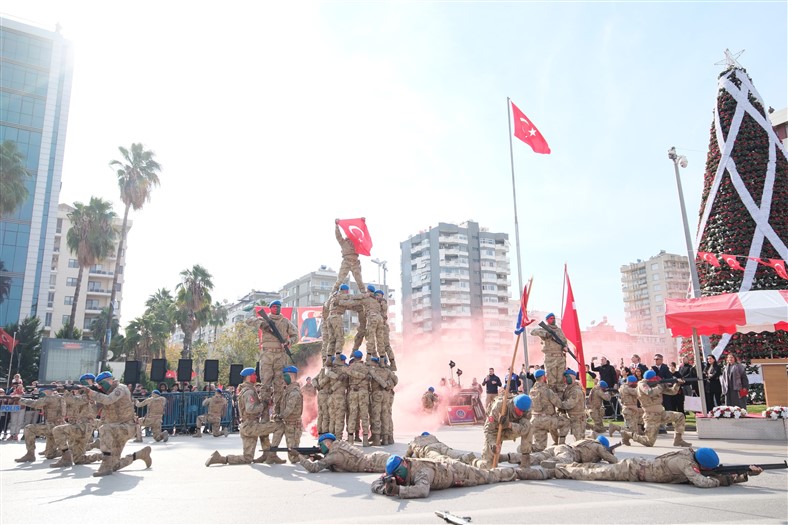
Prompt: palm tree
<box><xmin>0</xmin><ymin>140</ymin><xmax>31</xmax><ymax>217</ymax></box>
<box><xmin>102</xmin><ymin>143</ymin><xmax>161</xmax><ymax>368</ymax></box>
<box><xmin>125</xmin><ymin>313</ymin><xmax>168</xmax><ymax>363</ymax></box>
<box><xmin>64</xmin><ymin>198</ymin><xmax>117</xmax><ymax>338</ymax></box>
<box><xmin>89</xmin><ymin>306</ymin><xmax>121</xmax><ymax>350</ymax></box>
<box><xmin>208</xmin><ymin>301</ymin><xmax>228</xmax><ymax>344</ymax></box>
<box><xmin>145</xmin><ymin>288</ymin><xmax>176</xmax><ymax>334</ymax></box>
<box><xmin>175</xmin><ymin>265</ymin><xmax>214</xmax><ymax>359</ymax></box>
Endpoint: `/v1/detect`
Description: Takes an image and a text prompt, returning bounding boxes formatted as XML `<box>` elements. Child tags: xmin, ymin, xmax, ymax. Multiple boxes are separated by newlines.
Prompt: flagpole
<box><xmin>507</xmin><ymin>97</ymin><xmax>529</xmax><ymax>370</ymax></box>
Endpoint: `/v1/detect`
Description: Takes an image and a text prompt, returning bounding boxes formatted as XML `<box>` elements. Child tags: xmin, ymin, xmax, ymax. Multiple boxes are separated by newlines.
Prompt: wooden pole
<box><xmin>492</xmin><ymin>331</ymin><xmax>522</xmax><ymax>468</ymax></box>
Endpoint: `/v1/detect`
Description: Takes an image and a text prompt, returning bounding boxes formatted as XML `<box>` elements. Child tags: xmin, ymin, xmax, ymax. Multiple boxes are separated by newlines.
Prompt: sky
<box><xmin>2</xmin><ymin>1</ymin><xmax>787</xmax><ymax>334</ymax></box>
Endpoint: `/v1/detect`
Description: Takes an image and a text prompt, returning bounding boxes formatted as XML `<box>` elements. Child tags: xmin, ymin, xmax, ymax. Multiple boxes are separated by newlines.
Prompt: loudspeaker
<box><xmin>229</xmin><ymin>364</ymin><xmax>244</xmax><ymax>387</ymax></box>
<box><xmin>204</xmin><ymin>360</ymin><xmax>219</xmax><ymax>382</ymax></box>
<box><xmin>123</xmin><ymin>360</ymin><xmax>141</xmax><ymax>385</ymax></box>
<box><xmin>177</xmin><ymin>359</ymin><xmax>193</xmax><ymax>382</ymax></box>
<box><xmin>150</xmin><ymin>359</ymin><xmax>167</xmax><ymax>382</ymax></box>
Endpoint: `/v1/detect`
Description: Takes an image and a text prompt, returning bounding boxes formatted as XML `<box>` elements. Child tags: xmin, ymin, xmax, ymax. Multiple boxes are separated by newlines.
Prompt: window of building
<box><xmin>62</xmin><ymin>315</ymin><xmax>70</xmax><ymax>325</ymax></box>
<box><xmin>86</xmin><ymin>299</ymin><xmax>100</xmax><ymax>310</ymax></box>
<box><xmin>655</xmin><ymin>305</ymin><xmax>664</xmax><ymax>313</ymax></box>
<box><xmin>651</xmin><ymin>263</ymin><xmax>660</xmax><ymax>270</ymax></box>
<box><xmin>50</xmin><ymin>274</ymin><xmax>57</xmax><ymax>286</ymax></box>
<box><xmin>652</xmin><ymin>273</ymin><xmax>660</xmax><ymax>281</ymax></box>
<box><xmin>68</xmin><ymin>259</ymin><xmax>79</xmax><ymax>268</ymax></box>
<box><xmin>47</xmin><ymin>292</ymin><xmax>54</xmax><ymax>308</ymax></box>
<box><xmin>653</xmin><ymin>283</ymin><xmax>662</xmax><ymax>291</ymax></box>
<box><xmin>64</xmin><ymin>296</ymin><xmax>73</xmax><ymax>305</ymax></box>
<box><xmin>45</xmin><ymin>313</ymin><xmax>52</xmax><ymax>326</ymax></box>
<box><xmin>654</xmin><ymin>294</ymin><xmax>663</xmax><ymax>302</ymax></box>
<box><xmin>66</xmin><ymin>278</ymin><xmax>77</xmax><ymax>287</ymax></box>
<box><xmin>56</xmin><ymin>218</ymin><xmax>63</xmax><ymax>233</ymax></box>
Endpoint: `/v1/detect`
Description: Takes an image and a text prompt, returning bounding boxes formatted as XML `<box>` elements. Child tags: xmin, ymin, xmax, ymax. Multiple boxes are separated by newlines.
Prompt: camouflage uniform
<box><xmin>135</xmin><ymin>394</ymin><xmax>168</xmax><ymax>441</ymax></box>
<box><xmin>617</xmin><ymin>383</ymin><xmax>643</xmax><ymax>433</ymax></box>
<box><xmin>586</xmin><ymin>384</ymin><xmax>612</xmax><ymax>434</ymax></box>
<box><xmin>554</xmin><ymin>448</ymin><xmax>750</xmax><ymax>488</ymax></box>
<box><xmin>512</xmin><ymin>438</ymin><xmax>617</xmax><ymax>466</ymax></box>
<box><xmin>529</xmin><ymin>381</ymin><xmax>569</xmax><ymax>451</ymax></box>
<box><xmin>324</xmin><ymin>290</ymin><xmax>349</xmax><ymax>358</ymax></box>
<box><xmin>346</xmin><ymin>359</ymin><xmax>370</xmax><ymax>445</ymax></box>
<box><xmin>368</xmin><ymin>360</ymin><xmax>389</xmax><ymax>445</ymax></box>
<box><xmin>325</xmin><ymin>362</ymin><xmax>349</xmax><ymax>438</ymax></box>
<box><xmin>195</xmin><ymin>393</ymin><xmax>228</xmax><ymax>436</ymax></box>
<box><xmin>341</xmin><ymin>293</ymin><xmax>384</xmax><ymax>358</ymax></box>
<box><xmin>530</xmin><ymin>323</ymin><xmax>568</xmax><ymax>392</ymax></box>
<box><xmin>251</xmin><ymin>313</ymin><xmax>298</xmax><ymax>413</ymax></box>
<box><xmin>376</xmin><ymin>293</ymin><xmax>396</xmax><ymax>369</ymax></box>
<box><xmin>382</xmin><ymin>367</ymin><xmax>398</xmax><ymax>445</ymax></box>
<box><xmin>479</xmin><ymin>395</ymin><xmax>533</xmax><ymax>469</ymax></box>
<box><xmin>51</xmin><ymin>392</ymin><xmax>96</xmax><ymax>466</ymax></box>
<box><xmin>300</xmin><ymin>439</ymin><xmax>390</xmax><ymax>473</ymax></box>
<box><xmin>90</xmin><ymin>382</ymin><xmax>149</xmax><ymax>475</ymax></box>
<box><xmin>314</xmin><ymin>368</ymin><xmax>332</xmax><ymax>434</ymax></box>
<box><xmin>405</xmin><ymin>434</ymin><xmax>475</xmax><ymax>464</ymax></box>
<box><xmin>16</xmin><ymin>392</ymin><xmax>64</xmax><ymax>462</ymax></box>
<box><xmin>271</xmin><ymin>381</ymin><xmax>303</xmax><ymax>463</ymax></box>
<box><xmin>625</xmin><ymin>380</ymin><xmax>688</xmax><ymax>447</ymax></box>
<box><xmin>559</xmin><ymin>381</ymin><xmax>587</xmax><ymax>441</ymax></box>
<box><xmin>371</xmin><ymin>457</ymin><xmax>549</xmax><ymax>499</ymax></box>
<box><xmin>334</xmin><ymin>224</ymin><xmax>365</xmax><ymax>291</ymax></box>
<box><xmin>301</xmin><ymin>379</ymin><xmax>318</xmax><ymax>424</ymax></box>
<box><xmin>352</xmin><ymin>305</ymin><xmax>366</xmax><ymax>352</ymax></box>
<box><xmin>421</xmin><ymin>391</ymin><xmax>438</xmax><ymax>413</ymax></box>
<box><xmin>214</xmin><ymin>381</ymin><xmax>283</xmax><ymax>465</ymax></box>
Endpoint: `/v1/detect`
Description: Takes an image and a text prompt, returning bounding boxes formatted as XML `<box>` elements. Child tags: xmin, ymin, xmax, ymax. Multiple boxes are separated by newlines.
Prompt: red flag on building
<box><xmin>337</xmin><ymin>218</ymin><xmax>373</xmax><ymax>256</ymax></box>
<box><xmin>0</xmin><ymin>328</ymin><xmax>16</xmax><ymax>354</ymax></box>
<box><xmin>697</xmin><ymin>251</ymin><xmax>721</xmax><ymax>267</ymax></box>
<box><xmin>510</xmin><ymin>101</ymin><xmax>551</xmax><ymax>154</ymax></box>
<box><xmin>561</xmin><ymin>266</ymin><xmax>586</xmax><ymax>389</ymax></box>
<box><xmin>721</xmin><ymin>254</ymin><xmax>744</xmax><ymax>271</ymax></box>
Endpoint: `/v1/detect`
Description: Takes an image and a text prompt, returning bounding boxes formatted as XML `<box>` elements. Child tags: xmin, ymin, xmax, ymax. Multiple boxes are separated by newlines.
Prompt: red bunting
<box><xmin>721</xmin><ymin>254</ymin><xmax>744</xmax><ymax>271</ymax></box>
<box><xmin>697</xmin><ymin>251</ymin><xmax>721</xmax><ymax>267</ymax></box>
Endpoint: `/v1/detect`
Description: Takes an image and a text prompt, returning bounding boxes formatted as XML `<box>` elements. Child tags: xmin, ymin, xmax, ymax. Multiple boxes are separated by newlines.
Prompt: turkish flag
<box><xmin>561</xmin><ymin>266</ymin><xmax>586</xmax><ymax>389</ymax></box>
<box><xmin>510</xmin><ymin>101</ymin><xmax>551</xmax><ymax>154</ymax></box>
<box><xmin>721</xmin><ymin>254</ymin><xmax>744</xmax><ymax>271</ymax></box>
<box><xmin>697</xmin><ymin>251</ymin><xmax>721</xmax><ymax>267</ymax></box>
<box><xmin>515</xmin><ymin>279</ymin><xmax>535</xmax><ymax>329</ymax></box>
<box><xmin>0</xmin><ymin>328</ymin><xmax>16</xmax><ymax>354</ymax></box>
<box><xmin>764</xmin><ymin>259</ymin><xmax>788</xmax><ymax>280</ymax></box>
<box><xmin>337</xmin><ymin>218</ymin><xmax>373</xmax><ymax>256</ymax></box>
<box><xmin>165</xmin><ymin>370</ymin><xmax>176</xmax><ymax>379</ymax></box>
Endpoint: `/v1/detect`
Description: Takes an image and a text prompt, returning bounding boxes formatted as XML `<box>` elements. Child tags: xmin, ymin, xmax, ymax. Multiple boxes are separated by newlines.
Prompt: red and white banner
<box><xmin>696</xmin><ymin>252</ymin><xmax>786</xmax><ymax>279</ymax></box>
<box><xmin>665</xmin><ymin>290</ymin><xmax>788</xmax><ymax>338</ymax></box>
<box><xmin>337</xmin><ymin>218</ymin><xmax>373</xmax><ymax>256</ymax></box>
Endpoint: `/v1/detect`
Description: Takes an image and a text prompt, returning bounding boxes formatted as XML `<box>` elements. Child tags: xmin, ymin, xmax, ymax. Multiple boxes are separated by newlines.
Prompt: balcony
<box><xmin>89</xmin><ymin>268</ymin><xmax>115</xmax><ymax>277</ymax></box>
<box><xmin>87</xmin><ymin>288</ymin><xmax>112</xmax><ymax>296</ymax></box>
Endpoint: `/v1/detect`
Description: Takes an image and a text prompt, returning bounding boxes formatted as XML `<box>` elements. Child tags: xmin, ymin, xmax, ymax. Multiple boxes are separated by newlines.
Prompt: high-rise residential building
<box><xmin>0</xmin><ymin>18</ymin><xmax>73</xmax><ymax>326</ymax></box>
<box><xmin>44</xmin><ymin>203</ymin><xmax>130</xmax><ymax>338</ymax></box>
<box><xmin>400</xmin><ymin>221</ymin><xmax>512</xmax><ymax>359</ymax></box>
<box><xmin>620</xmin><ymin>250</ymin><xmax>690</xmax><ymax>354</ymax></box>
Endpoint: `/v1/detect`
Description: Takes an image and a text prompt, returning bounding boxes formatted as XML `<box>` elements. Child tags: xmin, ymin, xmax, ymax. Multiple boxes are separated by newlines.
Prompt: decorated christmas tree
<box><xmin>691</xmin><ymin>55</ymin><xmax>788</xmax><ymax>361</ymax></box>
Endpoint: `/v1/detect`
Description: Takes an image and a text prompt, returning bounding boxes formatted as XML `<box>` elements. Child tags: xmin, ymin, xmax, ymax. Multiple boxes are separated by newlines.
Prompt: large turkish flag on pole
<box><xmin>337</xmin><ymin>218</ymin><xmax>373</xmax><ymax>256</ymax></box>
<box><xmin>561</xmin><ymin>266</ymin><xmax>586</xmax><ymax>389</ymax></box>
<box><xmin>510</xmin><ymin>101</ymin><xmax>551</xmax><ymax>154</ymax></box>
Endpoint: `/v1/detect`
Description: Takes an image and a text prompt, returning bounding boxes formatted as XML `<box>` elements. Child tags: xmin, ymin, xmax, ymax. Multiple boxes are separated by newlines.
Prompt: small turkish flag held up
<box><xmin>697</xmin><ymin>251</ymin><xmax>721</xmax><ymax>267</ymax></box>
<box><xmin>0</xmin><ymin>328</ymin><xmax>16</xmax><ymax>354</ymax></box>
<box><xmin>165</xmin><ymin>370</ymin><xmax>176</xmax><ymax>379</ymax></box>
<box><xmin>764</xmin><ymin>259</ymin><xmax>788</xmax><ymax>280</ymax></box>
<box><xmin>337</xmin><ymin>218</ymin><xmax>373</xmax><ymax>256</ymax></box>
<box><xmin>721</xmin><ymin>254</ymin><xmax>744</xmax><ymax>271</ymax></box>
<box><xmin>510</xmin><ymin>101</ymin><xmax>551</xmax><ymax>154</ymax></box>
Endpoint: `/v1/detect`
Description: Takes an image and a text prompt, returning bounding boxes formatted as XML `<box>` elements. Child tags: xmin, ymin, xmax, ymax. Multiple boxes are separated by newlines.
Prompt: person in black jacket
<box><xmin>702</xmin><ymin>355</ymin><xmax>723</xmax><ymax>409</ymax></box>
<box><xmin>591</xmin><ymin>357</ymin><xmax>619</xmax><ymax>417</ymax></box>
<box><xmin>678</xmin><ymin>357</ymin><xmax>699</xmax><ymax>396</ymax></box>
<box><xmin>652</xmin><ymin>354</ymin><xmax>674</xmax><ymax>411</ymax></box>
<box><xmin>481</xmin><ymin>368</ymin><xmax>502</xmax><ymax>411</ymax></box>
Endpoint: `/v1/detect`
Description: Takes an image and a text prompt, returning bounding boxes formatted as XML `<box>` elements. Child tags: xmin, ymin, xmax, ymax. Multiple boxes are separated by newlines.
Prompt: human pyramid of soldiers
<box><xmin>10</xmin><ymin>220</ymin><xmax>771</xmax><ymax>493</ymax></box>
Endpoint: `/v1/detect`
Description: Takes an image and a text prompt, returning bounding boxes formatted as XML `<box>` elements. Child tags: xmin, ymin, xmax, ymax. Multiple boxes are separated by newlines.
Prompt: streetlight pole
<box><xmin>668</xmin><ymin>146</ymin><xmax>708</xmax><ymax>415</ymax></box>
<box><xmin>371</xmin><ymin>259</ymin><xmax>388</xmax><ymax>291</ymax></box>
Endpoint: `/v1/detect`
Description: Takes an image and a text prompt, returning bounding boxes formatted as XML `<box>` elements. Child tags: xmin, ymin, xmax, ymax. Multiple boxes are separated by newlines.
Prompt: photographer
<box><xmin>481</xmin><ymin>368</ymin><xmax>502</xmax><ymax>411</ymax></box>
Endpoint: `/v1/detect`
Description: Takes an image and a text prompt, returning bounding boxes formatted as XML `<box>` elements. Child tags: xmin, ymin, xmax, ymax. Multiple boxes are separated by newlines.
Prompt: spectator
<box><xmin>678</xmin><ymin>356</ymin><xmax>698</xmax><ymax>396</ymax></box>
<box><xmin>667</xmin><ymin>361</ymin><xmax>685</xmax><ymax>413</ymax></box>
<box><xmin>651</xmin><ymin>354</ymin><xmax>672</xmax><ymax>380</ymax></box>
<box><xmin>721</xmin><ymin>354</ymin><xmax>749</xmax><ymax>409</ymax></box>
<box><xmin>590</xmin><ymin>357</ymin><xmax>617</xmax><ymax>389</ymax></box>
<box><xmin>470</xmin><ymin>378</ymin><xmax>483</xmax><ymax>395</ymax></box>
<box><xmin>481</xmin><ymin>368</ymin><xmax>502</xmax><ymax>411</ymax></box>
<box><xmin>630</xmin><ymin>354</ymin><xmax>648</xmax><ymax>375</ymax></box>
<box><xmin>505</xmin><ymin>367</ymin><xmax>521</xmax><ymax>394</ymax></box>
<box><xmin>6</xmin><ymin>383</ymin><xmax>25</xmax><ymax>441</ymax></box>
<box><xmin>702</xmin><ymin>355</ymin><xmax>723</xmax><ymax>409</ymax></box>
<box><xmin>585</xmin><ymin>365</ymin><xmax>597</xmax><ymax>394</ymax></box>
<box><xmin>170</xmin><ymin>383</ymin><xmax>181</xmax><ymax>393</ymax></box>
<box><xmin>158</xmin><ymin>382</ymin><xmax>168</xmax><ymax>393</ymax></box>
<box><xmin>632</xmin><ymin>367</ymin><xmax>644</xmax><ymax>381</ymax></box>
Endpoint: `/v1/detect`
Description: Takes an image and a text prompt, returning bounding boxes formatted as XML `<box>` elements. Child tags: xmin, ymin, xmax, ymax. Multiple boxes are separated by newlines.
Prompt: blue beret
<box><xmin>96</xmin><ymin>372</ymin><xmax>113</xmax><ymax>382</ymax></box>
<box><xmin>152</xmin><ymin>390</ymin><xmax>161</xmax><ymax>395</ymax></box>
<box><xmin>80</xmin><ymin>373</ymin><xmax>96</xmax><ymax>381</ymax></box>
<box><xmin>240</xmin><ymin>367</ymin><xmax>256</xmax><ymax>377</ymax></box>
<box><xmin>283</xmin><ymin>366</ymin><xmax>298</xmax><ymax>374</ymax></box>
<box><xmin>534</xmin><ymin>369</ymin><xmax>546</xmax><ymax>379</ymax></box>
<box><xmin>386</xmin><ymin>455</ymin><xmax>403</xmax><ymax>475</ymax></box>
<box><xmin>318</xmin><ymin>433</ymin><xmax>337</xmax><ymax>443</ymax></box>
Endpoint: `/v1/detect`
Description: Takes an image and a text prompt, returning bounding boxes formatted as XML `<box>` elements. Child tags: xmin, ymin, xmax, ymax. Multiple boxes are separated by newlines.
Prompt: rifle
<box><xmin>537</xmin><ymin>321</ymin><xmax>578</xmax><ymax>363</ymax></box>
<box><xmin>607</xmin><ymin>442</ymin><xmax>623</xmax><ymax>452</ymax></box>
<box><xmin>258</xmin><ymin>308</ymin><xmax>295</xmax><ymax>364</ymax></box>
<box><xmin>702</xmin><ymin>461</ymin><xmax>787</xmax><ymax>476</ymax></box>
<box><xmin>270</xmin><ymin>446</ymin><xmax>321</xmax><ymax>456</ymax></box>
<box><xmin>659</xmin><ymin>377</ymin><xmax>700</xmax><ymax>384</ymax></box>
<box><xmin>435</xmin><ymin>511</ymin><xmax>472</xmax><ymax>524</ymax></box>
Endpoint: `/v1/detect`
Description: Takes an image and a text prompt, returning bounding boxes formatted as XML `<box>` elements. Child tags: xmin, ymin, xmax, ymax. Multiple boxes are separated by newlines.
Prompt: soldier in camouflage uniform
<box><xmin>345</xmin><ymin>350</ymin><xmax>371</xmax><ymax>446</ymax></box>
<box><xmin>135</xmin><ymin>389</ymin><xmax>169</xmax><ymax>442</ymax></box>
<box><xmin>553</xmin><ymin>447</ymin><xmax>761</xmax><ymax>488</ymax></box>
<box><xmin>374</xmin><ymin>289</ymin><xmax>397</xmax><ymax>370</ymax></box>
<box><xmin>271</xmin><ymin>366</ymin><xmax>303</xmax><ymax>463</ymax></box>
<box><xmin>372</xmin><ymin>455</ymin><xmax>550</xmax><ymax>499</ymax></box>
<box><xmin>298</xmin><ymin>432</ymin><xmax>390</xmax><ymax>473</ymax></box>
<box><xmin>559</xmin><ymin>369</ymin><xmax>586</xmax><ymax>442</ymax></box>
<box><xmin>314</xmin><ymin>366</ymin><xmax>332</xmax><ymax>434</ymax></box>
<box><xmin>84</xmin><ymin>372</ymin><xmax>151</xmax><ymax>477</ymax></box>
<box><xmin>325</xmin><ymin>354</ymin><xmax>349</xmax><ymax>439</ymax></box>
<box><xmin>405</xmin><ymin>432</ymin><xmax>475</xmax><ymax>464</ymax></box>
<box><xmin>50</xmin><ymin>375</ymin><xmax>99</xmax><ymax>467</ymax></box>
<box><xmin>205</xmin><ymin>368</ymin><xmax>284</xmax><ymax>467</ymax></box>
<box><xmin>323</xmin><ymin>285</ymin><xmax>350</xmax><ymax>364</ymax></box>
<box><xmin>529</xmin><ymin>369</ymin><xmax>569</xmax><ymax>451</ymax></box>
<box><xmin>367</xmin><ymin>356</ymin><xmax>388</xmax><ymax>446</ymax></box>
<box><xmin>586</xmin><ymin>381</ymin><xmax>612</xmax><ymax>436</ymax></box>
<box><xmin>530</xmin><ymin>313</ymin><xmax>568</xmax><ymax>392</ymax></box>
<box><xmin>340</xmin><ymin>286</ymin><xmax>385</xmax><ymax>359</ymax></box>
<box><xmin>381</xmin><ymin>359</ymin><xmax>397</xmax><ymax>445</ymax></box>
<box><xmin>14</xmin><ymin>388</ymin><xmax>64</xmax><ymax>463</ymax></box>
<box><xmin>609</xmin><ymin>375</ymin><xmax>643</xmax><ymax>436</ymax></box>
<box><xmin>620</xmin><ymin>371</ymin><xmax>690</xmax><ymax>448</ymax></box>
<box><xmin>247</xmin><ymin>300</ymin><xmax>298</xmax><ymax>416</ymax></box>
<box><xmin>421</xmin><ymin>387</ymin><xmax>438</xmax><ymax>413</ymax></box>
<box><xmin>478</xmin><ymin>394</ymin><xmax>533</xmax><ymax>469</ymax></box>
<box><xmin>194</xmin><ymin>389</ymin><xmax>228</xmax><ymax>437</ymax></box>
<box><xmin>506</xmin><ymin>435</ymin><xmax>618</xmax><ymax>467</ymax></box>
<box><xmin>333</xmin><ymin>220</ymin><xmax>365</xmax><ymax>292</ymax></box>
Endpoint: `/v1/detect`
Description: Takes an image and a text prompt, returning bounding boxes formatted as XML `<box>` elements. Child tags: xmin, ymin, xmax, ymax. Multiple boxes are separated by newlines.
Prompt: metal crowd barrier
<box><xmin>134</xmin><ymin>392</ymin><xmax>233</xmax><ymax>433</ymax></box>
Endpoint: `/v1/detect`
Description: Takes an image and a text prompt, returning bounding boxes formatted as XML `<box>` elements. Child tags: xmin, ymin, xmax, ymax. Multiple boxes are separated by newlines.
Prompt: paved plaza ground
<box><xmin>1</xmin><ymin>425</ymin><xmax>787</xmax><ymax>524</ymax></box>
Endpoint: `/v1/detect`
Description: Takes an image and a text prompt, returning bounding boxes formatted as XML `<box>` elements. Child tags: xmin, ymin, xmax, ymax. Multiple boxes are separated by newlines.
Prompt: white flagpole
<box><xmin>507</xmin><ymin>97</ymin><xmax>529</xmax><ymax>370</ymax></box>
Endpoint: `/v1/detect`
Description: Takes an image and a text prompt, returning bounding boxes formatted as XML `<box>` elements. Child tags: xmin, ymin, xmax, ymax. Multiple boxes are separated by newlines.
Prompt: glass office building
<box><xmin>0</xmin><ymin>17</ymin><xmax>73</xmax><ymax>326</ymax></box>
